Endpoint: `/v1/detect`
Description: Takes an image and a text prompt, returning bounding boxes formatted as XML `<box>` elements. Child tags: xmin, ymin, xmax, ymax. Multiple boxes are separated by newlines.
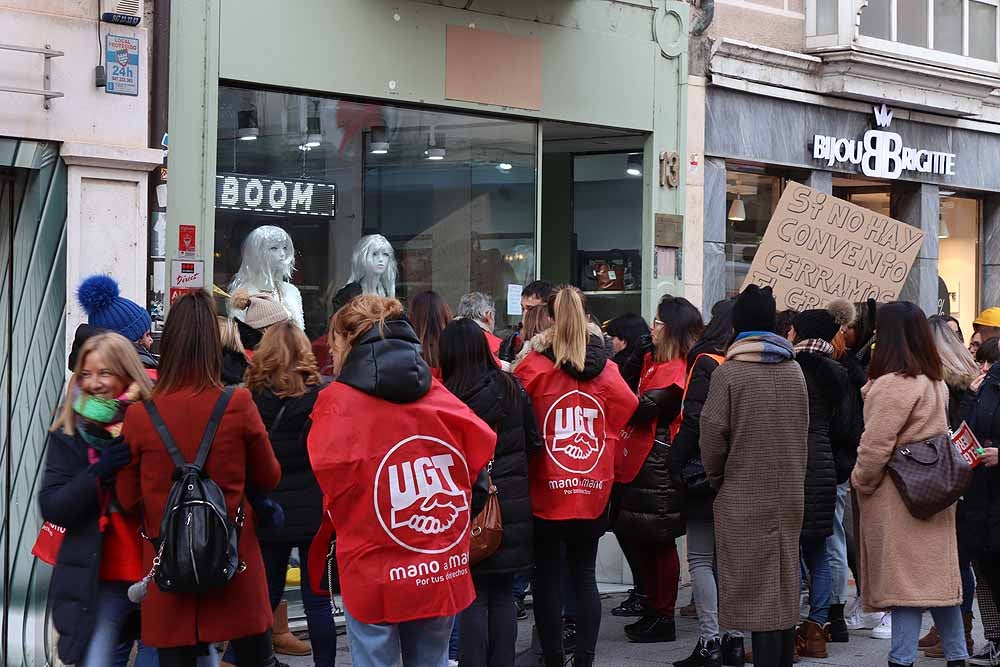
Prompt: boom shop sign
<box><xmin>742</xmin><ymin>182</ymin><xmax>924</xmax><ymax>310</ymax></box>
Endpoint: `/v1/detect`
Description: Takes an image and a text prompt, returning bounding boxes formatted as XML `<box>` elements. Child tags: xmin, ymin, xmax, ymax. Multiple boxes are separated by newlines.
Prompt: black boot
<box><xmin>888</xmin><ymin>663</ymin><xmax>913</xmax><ymax>667</ymax></box>
<box><xmin>543</xmin><ymin>656</ymin><xmax>565</xmax><ymax>667</ymax></box>
<box><xmin>947</xmin><ymin>661</ymin><xmax>968</xmax><ymax>667</ymax></box>
<box><xmin>625</xmin><ymin>615</ymin><xmax>677</xmax><ymax>643</ymax></box>
<box><xmin>572</xmin><ymin>653</ymin><xmax>595</xmax><ymax>667</ymax></box>
<box><xmin>624</xmin><ymin>613</ymin><xmax>658</xmax><ymax>636</ymax></box>
<box><xmin>827</xmin><ymin>603</ymin><xmax>850</xmax><ymax>643</ymax></box>
<box><xmin>753</xmin><ymin>630</ymin><xmax>796</xmax><ymax>667</ymax></box>
<box><xmin>611</xmin><ymin>589</ymin><xmax>649</xmax><ymax>617</ymax></box>
<box><xmin>562</xmin><ymin>617</ymin><xmax>577</xmax><ymax>656</ymax></box>
<box><xmin>722</xmin><ymin>633</ymin><xmax>746</xmax><ymax>667</ymax></box>
<box><xmin>780</xmin><ymin>628</ymin><xmax>796</xmax><ymax>667</ymax></box>
<box><xmin>674</xmin><ymin>637</ymin><xmax>724</xmax><ymax>667</ymax></box>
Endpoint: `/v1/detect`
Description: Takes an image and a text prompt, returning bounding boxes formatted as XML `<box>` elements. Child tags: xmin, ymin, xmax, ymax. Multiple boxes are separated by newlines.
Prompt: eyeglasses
<box><xmin>653</xmin><ymin>318</ymin><xmax>665</xmax><ymax>327</ymax></box>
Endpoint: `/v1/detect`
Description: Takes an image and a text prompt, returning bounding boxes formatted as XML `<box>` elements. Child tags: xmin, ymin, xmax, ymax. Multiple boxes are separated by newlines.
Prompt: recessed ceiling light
<box><xmin>497</xmin><ymin>162</ymin><xmax>513</xmax><ymax>172</ymax></box>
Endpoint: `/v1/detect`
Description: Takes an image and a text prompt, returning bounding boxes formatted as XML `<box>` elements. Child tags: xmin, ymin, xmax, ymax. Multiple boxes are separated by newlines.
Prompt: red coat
<box><xmin>484</xmin><ymin>331</ymin><xmax>503</xmax><ymax>356</ymax></box>
<box><xmin>514</xmin><ymin>352</ymin><xmax>637</xmax><ymax>520</ymax></box>
<box><xmin>617</xmin><ymin>355</ymin><xmax>687</xmax><ymax>483</ymax></box>
<box><xmin>117</xmin><ymin>387</ymin><xmax>281</xmax><ymax>648</ymax></box>
<box><xmin>307</xmin><ymin>379</ymin><xmax>495</xmax><ymax>624</ymax></box>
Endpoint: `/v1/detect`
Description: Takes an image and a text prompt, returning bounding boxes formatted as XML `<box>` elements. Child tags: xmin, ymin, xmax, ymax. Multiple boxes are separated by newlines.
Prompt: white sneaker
<box><xmin>448</xmin><ymin>661</ymin><xmax>459</xmax><ymax>667</ymax></box>
<box><xmin>844</xmin><ymin>599</ymin><xmax>884</xmax><ymax>631</ymax></box>
<box><xmin>970</xmin><ymin>640</ymin><xmax>1000</xmax><ymax>666</ymax></box>
<box><xmin>870</xmin><ymin>612</ymin><xmax>892</xmax><ymax>640</ymax></box>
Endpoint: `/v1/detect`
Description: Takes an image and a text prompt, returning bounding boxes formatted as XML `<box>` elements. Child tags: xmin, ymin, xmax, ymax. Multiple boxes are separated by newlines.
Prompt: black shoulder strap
<box><xmin>268</xmin><ymin>402</ymin><xmax>289</xmax><ymax>441</ymax></box>
<box><xmin>144</xmin><ymin>399</ymin><xmax>186</xmax><ymax>469</ymax></box>
<box><xmin>193</xmin><ymin>386</ymin><xmax>235</xmax><ymax>470</ymax></box>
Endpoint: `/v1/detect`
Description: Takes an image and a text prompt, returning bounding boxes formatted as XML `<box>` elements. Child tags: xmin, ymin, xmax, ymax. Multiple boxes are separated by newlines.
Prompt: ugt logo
<box><xmin>543</xmin><ymin>391</ymin><xmax>607</xmax><ymax>474</ymax></box>
<box><xmin>374</xmin><ymin>435</ymin><xmax>471</xmax><ymax>554</ymax></box>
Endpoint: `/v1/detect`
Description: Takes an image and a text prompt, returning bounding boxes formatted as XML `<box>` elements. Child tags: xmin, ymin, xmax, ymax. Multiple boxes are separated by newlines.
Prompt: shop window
<box><xmin>938</xmin><ymin>195</ymin><xmax>982</xmax><ymax>337</ymax></box>
<box><xmin>572</xmin><ymin>153</ymin><xmax>643</xmax><ymax>323</ymax></box>
<box><xmin>724</xmin><ymin>170</ymin><xmax>784</xmax><ymax>298</ymax></box>
<box><xmin>214</xmin><ymin>86</ymin><xmax>536</xmax><ymax>342</ymax></box>
<box><xmin>857</xmin><ymin>0</ymin><xmax>1000</xmax><ymax>62</ymax></box>
<box><xmin>860</xmin><ymin>0</ymin><xmax>891</xmax><ymax>39</ymax></box>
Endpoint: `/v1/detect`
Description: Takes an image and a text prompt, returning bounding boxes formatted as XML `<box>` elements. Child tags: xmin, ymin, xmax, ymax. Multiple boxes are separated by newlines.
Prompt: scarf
<box><xmin>73</xmin><ymin>384</ymin><xmax>138</xmax><ymax>448</ymax></box>
<box><xmin>727</xmin><ymin>331</ymin><xmax>794</xmax><ymax>364</ymax></box>
<box><xmin>794</xmin><ymin>338</ymin><xmax>834</xmax><ymax>358</ymax></box>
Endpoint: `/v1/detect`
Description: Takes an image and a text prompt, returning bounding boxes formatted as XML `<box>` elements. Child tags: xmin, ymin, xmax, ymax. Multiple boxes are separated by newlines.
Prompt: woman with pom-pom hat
<box><xmin>76</xmin><ymin>275</ymin><xmax>157</xmax><ymax>374</ymax></box>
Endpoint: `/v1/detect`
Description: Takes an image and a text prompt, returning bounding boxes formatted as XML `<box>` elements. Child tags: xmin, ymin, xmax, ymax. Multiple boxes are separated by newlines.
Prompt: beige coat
<box><xmin>700</xmin><ymin>358</ymin><xmax>809</xmax><ymax>631</ymax></box>
<box><xmin>851</xmin><ymin>372</ymin><xmax>962</xmax><ymax>611</ymax></box>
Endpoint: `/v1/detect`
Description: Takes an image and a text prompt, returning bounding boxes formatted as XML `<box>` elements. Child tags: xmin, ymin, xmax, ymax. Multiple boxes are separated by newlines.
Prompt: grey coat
<box><xmin>700</xmin><ymin>358</ymin><xmax>809</xmax><ymax>632</ymax></box>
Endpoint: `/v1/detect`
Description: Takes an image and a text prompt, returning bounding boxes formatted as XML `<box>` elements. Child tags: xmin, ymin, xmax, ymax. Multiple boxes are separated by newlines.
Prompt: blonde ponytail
<box><xmin>551</xmin><ymin>287</ymin><xmax>588</xmax><ymax>372</ymax></box>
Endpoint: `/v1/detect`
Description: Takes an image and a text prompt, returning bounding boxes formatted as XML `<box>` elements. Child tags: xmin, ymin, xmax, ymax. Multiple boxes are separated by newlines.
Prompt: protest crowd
<box><xmin>36</xmin><ymin>266</ymin><xmax>1000</xmax><ymax>667</ymax></box>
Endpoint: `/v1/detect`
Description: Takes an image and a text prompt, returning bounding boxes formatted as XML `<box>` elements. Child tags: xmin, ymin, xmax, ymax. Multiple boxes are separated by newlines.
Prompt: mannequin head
<box><xmin>348</xmin><ymin>234</ymin><xmax>397</xmax><ymax>298</ymax></box>
<box><xmin>230</xmin><ymin>225</ymin><xmax>295</xmax><ymax>295</ymax></box>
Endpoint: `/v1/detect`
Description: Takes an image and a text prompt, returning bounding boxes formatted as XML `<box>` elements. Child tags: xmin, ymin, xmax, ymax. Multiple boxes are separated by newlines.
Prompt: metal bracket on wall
<box><xmin>0</xmin><ymin>43</ymin><xmax>65</xmax><ymax>109</ymax></box>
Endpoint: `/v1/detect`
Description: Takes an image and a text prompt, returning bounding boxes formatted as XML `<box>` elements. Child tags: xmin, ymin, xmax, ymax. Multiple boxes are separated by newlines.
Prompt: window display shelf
<box><xmin>581</xmin><ymin>290</ymin><xmax>641</xmax><ymax>296</ymax></box>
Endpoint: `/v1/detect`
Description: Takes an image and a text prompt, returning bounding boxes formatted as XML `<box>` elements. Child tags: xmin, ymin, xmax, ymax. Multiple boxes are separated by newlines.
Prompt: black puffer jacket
<box><xmin>796</xmin><ymin>351</ymin><xmax>853</xmax><ymax>540</ymax></box>
<box><xmin>944</xmin><ymin>368</ymin><xmax>976</xmax><ymax>432</ymax></box>
<box><xmin>222</xmin><ymin>349</ymin><xmax>249</xmax><ymax>386</ymax></box>
<box><xmin>39</xmin><ymin>431</ymin><xmax>136</xmax><ymax>665</ymax></box>
<box><xmin>613</xmin><ymin>348</ymin><xmax>686</xmax><ymax>544</ymax></box>
<box><xmin>455</xmin><ymin>368</ymin><xmax>540</xmax><ymax>574</ymax></box>
<box><xmin>835</xmin><ymin>351</ymin><xmax>867</xmax><ymax>484</ymax></box>
<box><xmin>252</xmin><ymin>385</ymin><xmax>323</xmax><ymax>543</ymax></box>
<box><xmin>960</xmin><ymin>364</ymin><xmax>1000</xmax><ymax>557</ymax></box>
<box><xmin>670</xmin><ymin>352</ymin><xmax>723</xmax><ymax>521</ymax></box>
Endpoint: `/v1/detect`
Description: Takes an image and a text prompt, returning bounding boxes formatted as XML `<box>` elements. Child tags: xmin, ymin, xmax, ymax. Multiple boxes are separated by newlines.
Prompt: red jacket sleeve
<box><xmin>117</xmin><ymin>403</ymin><xmax>144</xmax><ymax>514</ymax></box>
<box><xmin>237</xmin><ymin>388</ymin><xmax>281</xmax><ymax>492</ymax></box>
<box><xmin>603</xmin><ymin>366</ymin><xmax>640</xmax><ymax>436</ymax></box>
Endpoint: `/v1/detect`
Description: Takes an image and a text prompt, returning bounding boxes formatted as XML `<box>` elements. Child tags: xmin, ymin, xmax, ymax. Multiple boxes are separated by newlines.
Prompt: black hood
<box><xmin>337</xmin><ymin>319</ymin><xmax>432</xmax><ymax>403</ymax></box>
<box><xmin>135</xmin><ymin>344</ymin><xmax>159</xmax><ymax>369</ymax></box>
<box><xmin>455</xmin><ymin>368</ymin><xmax>509</xmax><ymax>427</ymax></box>
<box><xmin>542</xmin><ymin>334</ymin><xmax>608</xmax><ymax>381</ymax></box>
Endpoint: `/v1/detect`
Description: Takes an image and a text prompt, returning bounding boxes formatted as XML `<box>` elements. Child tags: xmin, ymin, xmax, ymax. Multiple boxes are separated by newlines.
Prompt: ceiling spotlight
<box><xmin>728</xmin><ymin>196</ymin><xmax>746</xmax><ymax>222</ymax></box>
<box><xmin>369</xmin><ymin>125</ymin><xmax>389</xmax><ymax>155</ymax></box>
<box><xmin>297</xmin><ymin>144</ymin><xmax>312</xmax><ymax>152</ymax></box>
<box><xmin>425</xmin><ymin>127</ymin><xmax>446</xmax><ymax>160</ymax></box>
<box><xmin>238</xmin><ymin>107</ymin><xmax>258</xmax><ymax>141</ymax></box>
<box><xmin>497</xmin><ymin>162</ymin><xmax>513</xmax><ymax>173</ymax></box>
<box><xmin>626</xmin><ymin>153</ymin><xmax>642</xmax><ymax>177</ymax></box>
<box><xmin>305</xmin><ymin>101</ymin><xmax>322</xmax><ymax>148</ymax></box>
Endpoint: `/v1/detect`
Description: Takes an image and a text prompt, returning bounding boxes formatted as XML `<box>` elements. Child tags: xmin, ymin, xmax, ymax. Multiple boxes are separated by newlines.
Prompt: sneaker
<box><xmin>971</xmin><ymin>640</ymin><xmax>1000</xmax><ymax>666</ymax></box>
<box><xmin>448</xmin><ymin>661</ymin><xmax>459</xmax><ymax>667</ymax></box>
<box><xmin>870</xmin><ymin>612</ymin><xmax>892</xmax><ymax>640</ymax></box>
<box><xmin>516</xmin><ymin>597</ymin><xmax>528</xmax><ymax>621</ymax></box>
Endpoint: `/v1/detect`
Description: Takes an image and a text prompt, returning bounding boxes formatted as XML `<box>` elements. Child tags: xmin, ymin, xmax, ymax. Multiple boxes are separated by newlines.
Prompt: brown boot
<box><xmin>796</xmin><ymin>620</ymin><xmax>828</xmax><ymax>659</ymax></box>
<box><xmin>272</xmin><ymin>600</ymin><xmax>312</xmax><ymax>656</ymax></box>
<box><xmin>925</xmin><ymin>614</ymin><xmax>975</xmax><ymax>658</ymax></box>
<box><xmin>919</xmin><ymin>625</ymin><xmax>940</xmax><ymax>649</ymax></box>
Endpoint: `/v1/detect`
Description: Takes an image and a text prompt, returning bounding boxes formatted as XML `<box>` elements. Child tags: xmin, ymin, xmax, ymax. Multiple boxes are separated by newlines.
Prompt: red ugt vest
<box><xmin>616</xmin><ymin>355</ymin><xmax>687</xmax><ymax>484</ymax></box>
<box><xmin>307</xmin><ymin>380</ymin><xmax>495</xmax><ymax>624</ymax></box>
<box><xmin>514</xmin><ymin>352</ymin><xmax>637</xmax><ymax>521</ymax></box>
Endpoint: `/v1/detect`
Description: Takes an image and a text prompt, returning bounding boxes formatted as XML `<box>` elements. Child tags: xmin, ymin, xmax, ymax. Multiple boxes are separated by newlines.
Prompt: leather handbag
<box><xmin>886</xmin><ymin>433</ymin><xmax>973</xmax><ymax>520</ymax></box>
<box><xmin>470</xmin><ymin>460</ymin><xmax>503</xmax><ymax>565</ymax></box>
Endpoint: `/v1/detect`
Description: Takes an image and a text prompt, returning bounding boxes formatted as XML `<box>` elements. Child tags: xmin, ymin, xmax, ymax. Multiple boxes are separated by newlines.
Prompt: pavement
<box><xmin>277</xmin><ymin>586</ymin><xmax>976</xmax><ymax>666</ymax></box>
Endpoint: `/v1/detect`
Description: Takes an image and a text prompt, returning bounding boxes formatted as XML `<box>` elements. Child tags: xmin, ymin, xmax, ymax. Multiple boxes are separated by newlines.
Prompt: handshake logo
<box><xmin>375</xmin><ymin>436</ymin><xmax>471</xmax><ymax>554</ymax></box>
<box><xmin>544</xmin><ymin>391</ymin><xmax>607</xmax><ymax>474</ymax></box>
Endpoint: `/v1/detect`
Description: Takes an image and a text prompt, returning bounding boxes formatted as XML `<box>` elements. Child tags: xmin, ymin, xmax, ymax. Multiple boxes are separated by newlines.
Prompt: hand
<box><xmin>499</xmin><ymin>331</ymin><xmax>521</xmax><ymax>363</ymax></box>
<box><xmin>91</xmin><ymin>442</ymin><xmax>131</xmax><ymax>481</ymax></box>
<box><xmin>972</xmin><ymin>373</ymin><xmax>987</xmax><ymax>392</ymax></box>
<box><xmin>981</xmin><ymin>447</ymin><xmax>999</xmax><ymax>467</ymax></box>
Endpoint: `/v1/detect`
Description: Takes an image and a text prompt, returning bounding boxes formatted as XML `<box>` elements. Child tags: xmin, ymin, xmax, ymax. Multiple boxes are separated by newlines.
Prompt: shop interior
<box><xmin>212</xmin><ymin>85</ymin><xmax>650</xmax><ymax>343</ymax></box>
<box><xmin>725</xmin><ymin>163</ymin><xmax>981</xmax><ymax>336</ymax></box>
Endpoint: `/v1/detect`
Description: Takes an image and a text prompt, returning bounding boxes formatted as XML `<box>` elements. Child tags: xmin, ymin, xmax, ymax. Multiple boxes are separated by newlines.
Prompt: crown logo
<box><xmin>873</xmin><ymin>104</ymin><xmax>894</xmax><ymax>128</ymax></box>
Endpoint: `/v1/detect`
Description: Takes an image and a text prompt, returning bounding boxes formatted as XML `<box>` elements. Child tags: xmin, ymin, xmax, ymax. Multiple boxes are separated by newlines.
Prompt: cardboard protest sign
<box><xmin>741</xmin><ymin>182</ymin><xmax>925</xmax><ymax>310</ymax></box>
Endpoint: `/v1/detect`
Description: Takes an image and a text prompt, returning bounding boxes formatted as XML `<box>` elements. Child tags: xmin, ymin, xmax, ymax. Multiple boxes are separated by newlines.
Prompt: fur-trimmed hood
<box><xmin>511</xmin><ymin>322</ymin><xmax>608</xmax><ymax>380</ymax></box>
<box><xmin>943</xmin><ymin>366</ymin><xmax>977</xmax><ymax>393</ymax></box>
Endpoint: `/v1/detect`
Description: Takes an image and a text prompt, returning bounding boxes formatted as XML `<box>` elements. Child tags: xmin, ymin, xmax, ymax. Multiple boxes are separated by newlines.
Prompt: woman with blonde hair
<box><xmin>513</xmin><ymin>286</ymin><xmax>638</xmax><ymax>667</ymax></box>
<box><xmin>40</xmin><ymin>332</ymin><xmax>153</xmax><ymax>666</ymax></box>
<box><xmin>306</xmin><ymin>295</ymin><xmax>495</xmax><ymax>666</ymax></box>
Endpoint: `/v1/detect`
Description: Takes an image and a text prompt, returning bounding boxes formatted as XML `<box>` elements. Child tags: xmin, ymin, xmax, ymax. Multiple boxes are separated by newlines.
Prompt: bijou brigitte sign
<box><xmin>811</xmin><ymin>105</ymin><xmax>956</xmax><ymax>180</ymax></box>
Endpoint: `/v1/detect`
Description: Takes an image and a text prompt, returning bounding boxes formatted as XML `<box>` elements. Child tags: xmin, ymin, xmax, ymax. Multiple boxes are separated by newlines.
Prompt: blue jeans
<box><xmin>344</xmin><ymin>607</ymin><xmax>454</xmax><ymax>667</ymax></box>
<box><xmin>890</xmin><ymin>606</ymin><xmax>968</xmax><ymax>664</ymax></box>
<box><xmin>82</xmin><ymin>582</ymin><xmax>138</xmax><ymax>667</ymax></box>
<box><xmin>513</xmin><ymin>571</ymin><xmax>530</xmax><ymax>602</ymax></box>
<box><xmin>827</xmin><ymin>481</ymin><xmax>850</xmax><ymax>605</ymax></box>
<box><xmin>800</xmin><ymin>537</ymin><xmax>831</xmax><ymax>624</ymax></box>
<box><xmin>224</xmin><ymin>540</ymin><xmax>337</xmax><ymax>667</ymax></box>
<box><xmin>449</xmin><ymin>615</ymin><xmax>460</xmax><ymax>660</ymax></box>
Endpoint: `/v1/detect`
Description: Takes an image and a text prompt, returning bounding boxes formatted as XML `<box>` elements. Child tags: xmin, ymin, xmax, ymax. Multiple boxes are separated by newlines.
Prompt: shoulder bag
<box><xmin>886</xmin><ymin>433</ymin><xmax>973</xmax><ymax>520</ymax></box>
<box><xmin>678</xmin><ymin>353</ymin><xmax>725</xmax><ymax>494</ymax></box>
<box><xmin>470</xmin><ymin>459</ymin><xmax>503</xmax><ymax>565</ymax></box>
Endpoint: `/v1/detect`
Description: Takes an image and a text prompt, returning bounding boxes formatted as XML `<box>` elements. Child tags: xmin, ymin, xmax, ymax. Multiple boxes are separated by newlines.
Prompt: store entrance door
<box><xmin>0</xmin><ymin>141</ymin><xmax>68</xmax><ymax>666</ymax></box>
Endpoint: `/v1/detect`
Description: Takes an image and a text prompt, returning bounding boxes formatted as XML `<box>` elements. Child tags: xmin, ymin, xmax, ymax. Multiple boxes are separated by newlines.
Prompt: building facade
<box><xmin>686</xmin><ymin>0</ymin><xmax>1000</xmax><ymax>337</ymax></box>
<box><xmin>0</xmin><ymin>1</ymin><xmax>162</xmax><ymax>663</ymax></box>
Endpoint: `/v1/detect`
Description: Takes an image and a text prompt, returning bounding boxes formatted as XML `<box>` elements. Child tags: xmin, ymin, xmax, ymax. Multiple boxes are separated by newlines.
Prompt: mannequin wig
<box><xmin>347</xmin><ymin>233</ymin><xmax>397</xmax><ymax>299</ymax></box>
<box><xmin>228</xmin><ymin>225</ymin><xmax>295</xmax><ymax>298</ymax></box>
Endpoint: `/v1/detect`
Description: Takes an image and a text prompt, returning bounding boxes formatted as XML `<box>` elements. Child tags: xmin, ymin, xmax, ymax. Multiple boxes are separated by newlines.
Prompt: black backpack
<box><xmin>144</xmin><ymin>387</ymin><xmax>244</xmax><ymax>593</ymax></box>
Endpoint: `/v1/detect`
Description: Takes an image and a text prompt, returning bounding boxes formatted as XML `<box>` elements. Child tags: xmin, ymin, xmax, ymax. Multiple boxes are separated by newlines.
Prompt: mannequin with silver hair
<box><xmin>329</xmin><ymin>234</ymin><xmax>397</xmax><ymax>315</ymax></box>
<box><xmin>228</xmin><ymin>225</ymin><xmax>305</xmax><ymax>329</ymax></box>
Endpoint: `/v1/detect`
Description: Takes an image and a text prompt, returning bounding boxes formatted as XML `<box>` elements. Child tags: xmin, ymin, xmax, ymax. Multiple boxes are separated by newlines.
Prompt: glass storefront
<box><xmin>938</xmin><ymin>195</ymin><xmax>982</xmax><ymax>336</ymax></box>
<box><xmin>724</xmin><ymin>167</ymin><xmax>787</xmax><ymax>296</ymax></box>
<box><xmin>214</xmin><ymin>85</ymin><xmax>651</xmax><ymax>339</ymax></box>
<box><xmin>215</xmin><ymin>85</ymin><xmax>538</xmax><ymax>340</ymax></box>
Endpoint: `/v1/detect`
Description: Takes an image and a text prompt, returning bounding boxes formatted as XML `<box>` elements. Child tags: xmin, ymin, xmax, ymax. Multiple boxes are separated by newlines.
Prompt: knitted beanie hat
<box><xmin>231</xmin><ymin>289</ymin><xmax>288</xmax><ymax>330</ymax></box>
<box><xmin>77</xmin><ymin>275</ymin><xmax>152</xmax><ymax>343</ymax></box>
<box><xmin>733</xmin><ymin>285</ymin><xmax>777</xmax><ymax>334</ymax></box>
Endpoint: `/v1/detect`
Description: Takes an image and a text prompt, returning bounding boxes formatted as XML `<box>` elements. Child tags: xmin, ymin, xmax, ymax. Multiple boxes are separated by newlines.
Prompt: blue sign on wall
<box><xmin>105</xmin><ymin>34</ymin><xmax>139</xmax><ymax>96</ymax></box>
